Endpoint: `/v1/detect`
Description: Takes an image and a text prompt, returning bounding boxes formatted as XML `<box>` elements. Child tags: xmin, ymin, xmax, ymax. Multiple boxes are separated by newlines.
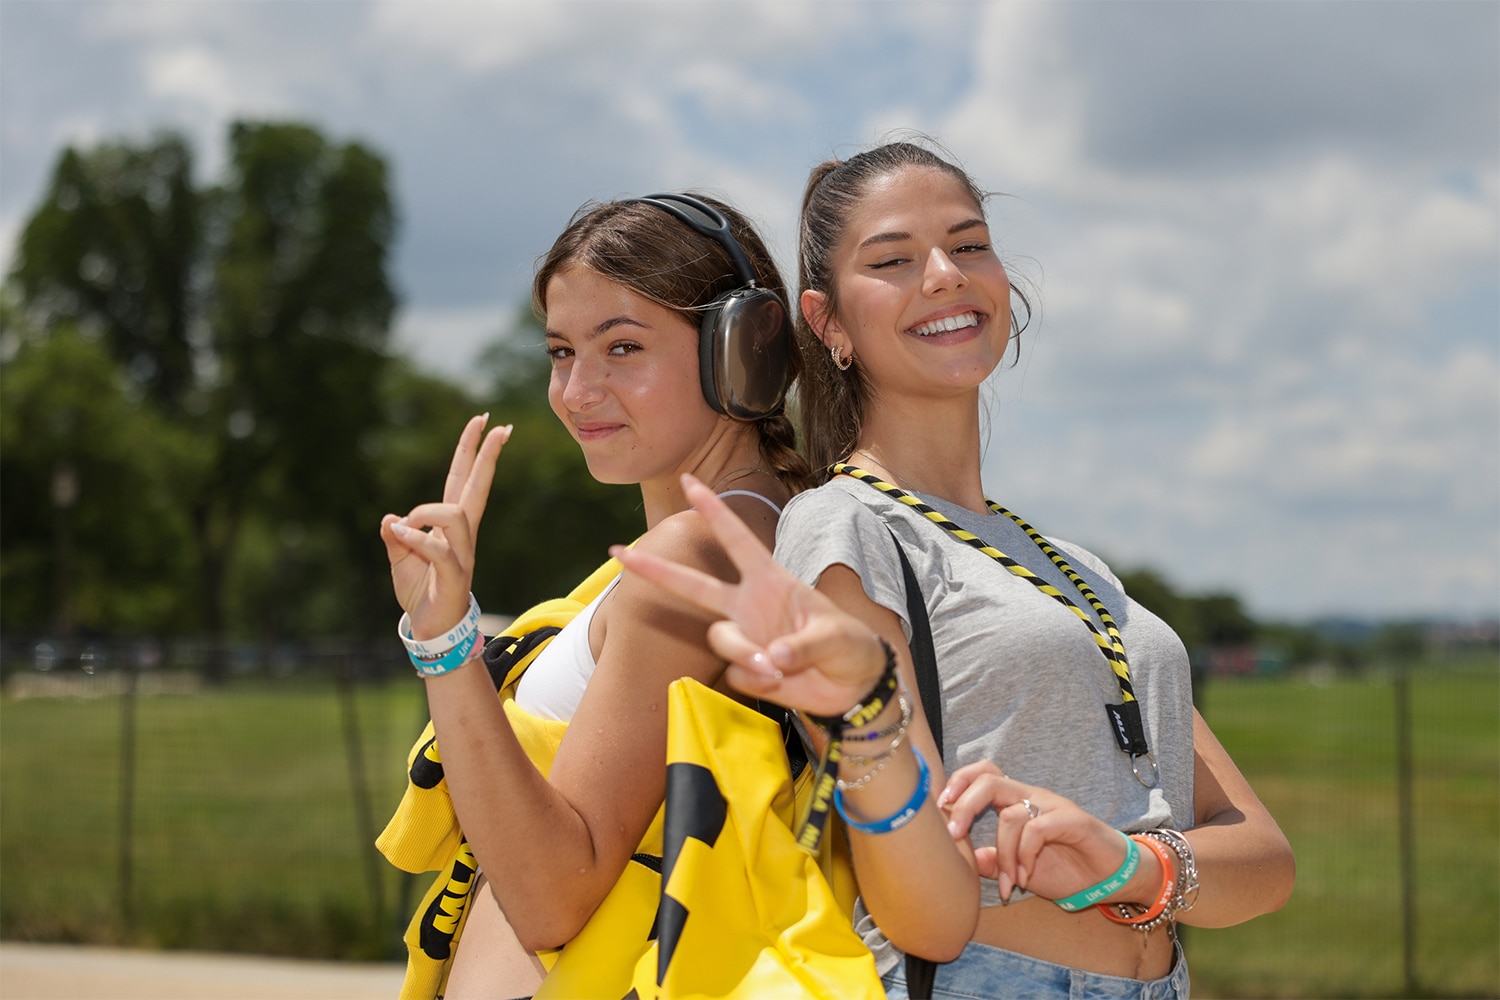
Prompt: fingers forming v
<box><xmin>459</xmin><ymin>423</ymin><xmax>512</xmax><ymax>533</ymax></box>
<box><xmin>442</xmin><ymin>414</ymin><xmax>487</xmax><ymax>506</ymax></box>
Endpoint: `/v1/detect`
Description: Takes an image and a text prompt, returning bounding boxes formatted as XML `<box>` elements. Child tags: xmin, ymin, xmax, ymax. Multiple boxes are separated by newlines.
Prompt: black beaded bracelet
<box><xmin>807</xmin><ymin>636</ymin><xmax>899</xmax><ymax>733</ymax></box>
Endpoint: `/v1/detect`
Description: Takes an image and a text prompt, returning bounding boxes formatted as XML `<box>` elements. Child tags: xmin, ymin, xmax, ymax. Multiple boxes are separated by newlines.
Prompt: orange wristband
<box><xmin>1098</xmin><ymin>833</ymin><xmax>1176</xmax><ymax>927</ymax></box>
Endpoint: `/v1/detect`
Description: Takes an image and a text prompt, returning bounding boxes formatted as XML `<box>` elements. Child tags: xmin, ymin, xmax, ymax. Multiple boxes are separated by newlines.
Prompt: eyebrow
<box><xmin>545</xmin><ymin>316</ymin><xmax>649</xmax><ymax>340</ymax></box>
<box><xmin>856</xmin><ymin>217</ymin><xmax>988</xmax><ymax>251</ymax></box>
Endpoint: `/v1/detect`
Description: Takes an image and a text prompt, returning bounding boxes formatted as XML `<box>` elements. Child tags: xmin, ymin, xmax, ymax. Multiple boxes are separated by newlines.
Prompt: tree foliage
<box><xmin>1116</xmin><ymin>567</ymin><xmax>1257</xmax><ymax>654</ymax></box>
<box><xmin>2</xmin><ymin>123</ymin><xmax>645</xmax><ymax>645</ymax></box>
<box><xmin>10</xmin><ymin>135</ymin><xmax>200</xmax><ymax>415</ymax></box>
<box><xmin>3</xmin><ymin>122</ymin><xmax>399</xmax><ymax>641</ymax></box>
<box><xmin>0</xmin><ymin>311</ymin><xmax>201</xmax><ymax>635</ymax></box>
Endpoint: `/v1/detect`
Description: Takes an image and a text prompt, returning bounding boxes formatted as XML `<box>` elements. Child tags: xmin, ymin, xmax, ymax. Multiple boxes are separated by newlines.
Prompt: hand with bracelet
<box><xmin>614</xmin><ymin>471</ymin><xmax>980</xmax><ymax>962</ymax></box>
<box><xmin>380</xmin><ymin>414</ymin><xmax>511</xmax><ymax>654</ymax></box>
<box><xmin>940</xmin><ymin>760</ymin><xmax>1180</xmax><ymax>917</ymax></box>
<box><xmin>612</xmin><ymin>472</ymin><xmax>892</xmax><ymax>716</ymax></box>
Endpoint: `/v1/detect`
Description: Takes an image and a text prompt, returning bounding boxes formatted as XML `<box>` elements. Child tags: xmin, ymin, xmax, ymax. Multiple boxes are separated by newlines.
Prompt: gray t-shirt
<box><xmin>774</xmin><ymin>477</ymin><xmax>1196</xmax><ymax>971</ymax></box>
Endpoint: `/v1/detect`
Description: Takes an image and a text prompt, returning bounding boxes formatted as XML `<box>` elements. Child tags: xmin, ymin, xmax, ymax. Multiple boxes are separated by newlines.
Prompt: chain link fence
<box><xmin>2</xmin><ymin>637</ymin><xmax>1496</xmax><ymax>996</ymax></box>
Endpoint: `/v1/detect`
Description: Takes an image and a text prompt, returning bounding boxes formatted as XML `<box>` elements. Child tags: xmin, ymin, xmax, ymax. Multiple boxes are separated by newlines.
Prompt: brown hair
<box><xmin>795</xmin><ymin>142</ymin><xmax>1032</xmax><ymax>479</ymax></box>
<box><xmin>533</xmin><ymin>195</ymin><xmax>814</xmax><ymax>493</ymax></box>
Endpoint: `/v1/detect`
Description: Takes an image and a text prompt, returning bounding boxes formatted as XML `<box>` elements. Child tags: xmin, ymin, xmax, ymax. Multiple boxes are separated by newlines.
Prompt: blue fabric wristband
<box><xmin>835</xmin><ymin>748</ymin><xmax>930</xmax><ymax>835</ymax></box>
<box><xmin>408</xmin><ymin>627</ymin><xmax>481</xmax><ymax>677</ymax></box>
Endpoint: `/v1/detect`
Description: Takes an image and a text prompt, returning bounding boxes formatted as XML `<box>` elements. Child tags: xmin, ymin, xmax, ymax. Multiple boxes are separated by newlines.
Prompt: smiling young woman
<box><xmin>378</xmin><ymin>193</ymin><xmax>811</xmax><ymax>999</ymax></box>
<box><xmin>615</xmin><ymin>141</ymin><xmax>1294</xmax><ymax>1000</ymax></box>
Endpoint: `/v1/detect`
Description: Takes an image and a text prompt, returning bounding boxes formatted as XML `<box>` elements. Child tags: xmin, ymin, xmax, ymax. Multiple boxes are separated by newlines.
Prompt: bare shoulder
<box><xmin>629</xmin><ymin>494</ymin><xmax>781</xmax><ymax>580</ymax></box>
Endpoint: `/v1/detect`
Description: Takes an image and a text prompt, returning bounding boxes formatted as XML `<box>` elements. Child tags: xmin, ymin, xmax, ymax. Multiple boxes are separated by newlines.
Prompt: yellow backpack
<box><xmin>376</xmin><ymin>555</ymin><xmax>881</xmax><ymax>999</ymax></box>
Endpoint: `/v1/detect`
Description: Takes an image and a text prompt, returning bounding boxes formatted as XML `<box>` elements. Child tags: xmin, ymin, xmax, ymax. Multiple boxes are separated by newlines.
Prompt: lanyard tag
<box><xmin>1105</xmin><ymin>701</ymin><xmax>1150</xmax><ymax>756</ymax></box>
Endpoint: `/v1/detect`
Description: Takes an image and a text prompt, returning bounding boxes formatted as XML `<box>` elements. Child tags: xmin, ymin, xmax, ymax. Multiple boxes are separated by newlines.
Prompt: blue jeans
<box><xmin>881</xmin><ymin>941</ymin><xmax>1189</xmax><ymax>1000</ymax></box>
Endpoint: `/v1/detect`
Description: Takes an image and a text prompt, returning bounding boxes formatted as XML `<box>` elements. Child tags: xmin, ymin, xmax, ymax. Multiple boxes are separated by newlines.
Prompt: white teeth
<box><xmin>912</xmin><ymin>312</ymin><xmax>979</xmax><ymax>336</ymax></box>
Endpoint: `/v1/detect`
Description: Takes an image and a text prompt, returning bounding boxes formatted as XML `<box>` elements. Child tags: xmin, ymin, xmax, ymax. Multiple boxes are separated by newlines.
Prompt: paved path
<box><xmin>0</xmin><ymin>942</ymin><xmax>404</xmax><ymax>1000</ymax></box>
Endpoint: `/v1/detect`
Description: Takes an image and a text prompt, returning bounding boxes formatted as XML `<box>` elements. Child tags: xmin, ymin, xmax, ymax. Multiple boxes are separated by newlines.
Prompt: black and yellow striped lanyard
<box><xmin>832</xmin><ymin>464</ymin><xmax>1159</xmax><ymax>787</ymax></box>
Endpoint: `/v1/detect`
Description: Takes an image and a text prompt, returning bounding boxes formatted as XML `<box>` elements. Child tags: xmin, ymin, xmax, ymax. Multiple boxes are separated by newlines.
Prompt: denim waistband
<box><xmin>881</xmin><ymin>939</ymin><xmax>1189</xmax><ymax>1000</ymax></box>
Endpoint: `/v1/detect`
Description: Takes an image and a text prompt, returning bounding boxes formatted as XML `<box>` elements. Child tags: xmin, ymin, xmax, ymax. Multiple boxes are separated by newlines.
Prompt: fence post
<box><xmin>1395</xmin><ymin>659</ymin><xmax>1417</xmax><ymax>996</ymax></box>
<box><xmin>338</xmin><ymin>652</ymin><xmax>386</xmax><ymax>928</ymax></box>
<box><xmin>117</xmin><ymin>657</ymin><xmax>138</xmax><ymax>930</ymax></box>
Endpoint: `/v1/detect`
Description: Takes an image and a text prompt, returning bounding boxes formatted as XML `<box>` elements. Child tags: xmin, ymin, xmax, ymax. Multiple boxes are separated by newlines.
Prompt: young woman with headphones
<box><xmin>616</xmin><ymin>142</ymin><xmax>1295</xmax><ymax>998</ymax></box>
<box><xmin>379</xmin><ymin>193</ymin><xmax>809</xmax><ymax>999</ymax></box>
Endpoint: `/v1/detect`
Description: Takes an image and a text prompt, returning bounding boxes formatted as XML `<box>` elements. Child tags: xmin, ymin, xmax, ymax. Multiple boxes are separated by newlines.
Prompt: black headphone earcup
<box><xmin>698</xmin><ymin>299</ymin><xmax>729</xmax><ymax>416</ymax></box>
<box><xmin>699</xmin><ymin>289</ymin><xmax>792</xmax><ymax>420</ymax></box>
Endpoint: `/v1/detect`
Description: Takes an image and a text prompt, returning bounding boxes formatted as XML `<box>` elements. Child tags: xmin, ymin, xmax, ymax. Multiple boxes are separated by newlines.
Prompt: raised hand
<box><xmin>379</xmin><ymin>414</ymin><xmax>511</xmax><ymax>641</ymax></box>
<box><xmin>610</xmin><ymin>473</ymin><xmax>887</xmax><ymax>717</ymax></box>
<box><xmin>940</xmin><ymin>761</ymin><xmax>1138</xmax><ymax>904</ymax></box>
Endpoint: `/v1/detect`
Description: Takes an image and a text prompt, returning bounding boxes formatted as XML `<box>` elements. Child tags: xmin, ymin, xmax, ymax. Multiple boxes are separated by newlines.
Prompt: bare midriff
<box><xmin>973</xmin><ymin>897</ymin><xmax>1176</xmax><ymax>981</ymax></box>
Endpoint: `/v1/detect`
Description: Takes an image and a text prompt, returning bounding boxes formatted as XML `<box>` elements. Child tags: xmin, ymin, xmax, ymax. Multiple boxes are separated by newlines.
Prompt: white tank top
<box><xmin>512</xmin><ymin>490</ymin><xmax>782</xmax><ymax>722</ymax></box>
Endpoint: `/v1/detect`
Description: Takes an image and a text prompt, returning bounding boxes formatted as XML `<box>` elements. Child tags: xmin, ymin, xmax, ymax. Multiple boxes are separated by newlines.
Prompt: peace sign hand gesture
<box><xmin>379</xmin><ymin>414</ymin><xmax>511</xmax><ymax>641</ymax></box>
<box><xmin>611</xmin><ymin>474</ymin><xmax>888</xmax><ymax>718</ymax></box>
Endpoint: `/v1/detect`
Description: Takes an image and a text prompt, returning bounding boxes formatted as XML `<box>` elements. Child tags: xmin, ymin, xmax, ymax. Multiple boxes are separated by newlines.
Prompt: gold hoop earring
<box><xmin>831</xmin><ymin>345</ymin><xmax>852</xmax><ymax>371</ymax></box>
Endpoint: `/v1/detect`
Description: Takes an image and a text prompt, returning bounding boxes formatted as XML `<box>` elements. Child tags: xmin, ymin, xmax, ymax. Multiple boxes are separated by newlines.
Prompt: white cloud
<box><xmin>142</xmin><ymin>45</ymin><xmax>243</xmax><ymax>115</ymax></box>
<box><xmin>365</xmin><ymin>0</ymin><xmax>578</xmax><ymax>74</ymax></box>
<box><xmin>942</xmin><ymin>3</ymin><xmax>1092</xmax><ymax>195</ymax></box>
<box><xmin>1298</xmin><ymin>162</ymin><xmax>1498</xmax><ymax>312</ymax></box>
<box><xmin>394</xmin><ymin>303</ymin><xmax>520</xmax><ymax>388</ymax></box>
<box><xmin>2</xmin><ymin>0</ymin><xmax>1494</xmax><ymax>620</ymax></box>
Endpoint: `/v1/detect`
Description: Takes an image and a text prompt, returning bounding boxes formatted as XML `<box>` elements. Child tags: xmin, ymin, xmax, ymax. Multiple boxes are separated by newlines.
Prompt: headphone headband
<box><xmin>627</xmin><ymin>193</ymin><xmax>759</xmax><ymax>288</ymax></box>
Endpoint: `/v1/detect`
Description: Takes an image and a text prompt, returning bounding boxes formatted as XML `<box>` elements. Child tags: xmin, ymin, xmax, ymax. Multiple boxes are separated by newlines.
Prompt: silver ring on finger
<box><xmin>1021</xmin><ymin>798</ymin><xmax>1041</xmax><ymax>820</ymax></box>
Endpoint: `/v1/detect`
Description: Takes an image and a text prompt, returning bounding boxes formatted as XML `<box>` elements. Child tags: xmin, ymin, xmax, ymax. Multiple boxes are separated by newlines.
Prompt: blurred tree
<box><xmin>1256</xmin><ymin>621</ymin><xmax>1327</xmax><ymax>667</ymax></box>
<box><xmin>1118</xmin><ymin>568</ymin><xmax>1256</xmax><ymax>653</ymax></box>
<box><xmin>1193</xmin><ymin>592</ymin><xmax>1256</xmax><ymax>646</ymax></box>
<box><xmin>9</xmin><ymin>135</ymin><xmax>200</xmax><ymax>417</ymax></box>
<box><xmin>4</xmin><ymin>122</ymin><xmax>397</xmax><ymax>644</ymax></box>
<box><xmin>1117</xmin><ymin>567</ymin><xmax>1193</xmax><ymax>647</ymax></box>
<box><xmin>201</xmin><ymin>122</ymin><xmax>397</xmax><ymax>641</ymax></box>
<box><xmin>0</xmin><ymin>311</ymin><xmax>202</xmax><ymax>635</ymax></box>
<box><xmin>1374</xmin><ymin>622</ymin><xmax>1427</xmax><ymax>665</ymax></box>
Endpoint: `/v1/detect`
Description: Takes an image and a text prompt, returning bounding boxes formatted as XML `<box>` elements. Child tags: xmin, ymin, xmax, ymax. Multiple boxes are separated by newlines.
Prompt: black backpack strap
<box><xmin>888</xmin><ymin>529</ymin><xmax>942</xmax><ymax>998</ymax></box>
<box><xmin>891</xmin><ymin>529</ymin><xmax>942</xmax><ymax>752</ymax></box>
<box><xmin>482</xmin><ymin>627</ymin><xmax>563</xmax><ymax>692</ymax></box>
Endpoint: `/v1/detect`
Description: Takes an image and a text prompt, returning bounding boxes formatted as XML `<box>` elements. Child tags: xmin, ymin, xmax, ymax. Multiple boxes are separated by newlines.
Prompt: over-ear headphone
<box><xmin>625</xmin><ymin>193</ymin><xmax>792</xmax><ymax>421</ymax></box>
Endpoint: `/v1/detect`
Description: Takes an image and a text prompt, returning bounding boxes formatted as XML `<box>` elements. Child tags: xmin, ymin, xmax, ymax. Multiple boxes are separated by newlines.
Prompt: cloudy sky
<box><xmin>3</xmin><ymin>1</ymin><xmax>1496</xmax><ymax>623</ymax></box>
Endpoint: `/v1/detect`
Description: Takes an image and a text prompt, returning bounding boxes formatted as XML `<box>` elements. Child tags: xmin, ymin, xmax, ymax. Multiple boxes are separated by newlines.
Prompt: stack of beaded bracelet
<box><xmin>1098</xmin><ymin>828</ymin><xmax>1199</xmax><ymax>933</ymax></box>
<box><xmin>834</xmin><ymin>691</ymin><xmax>913</xmax><ymax>792</ymax></box>
<box><xmin>795</xmin><ymin>638</ymin><xmax>902</xmax><ymax>852</ymax></box>
<box><xmin>832</xmin><ymin>687</ymin><xmax>929</xmax><ymax>835</ymax></box>
<box><xmin>798</xmin><ymin>638</ymin><xmax>930</xmax><ymax>842</ymax></box>
<box><xmin>398</xmin><ymin>594</ymin><xmax>484</xmax><ymax>677</ymax></box>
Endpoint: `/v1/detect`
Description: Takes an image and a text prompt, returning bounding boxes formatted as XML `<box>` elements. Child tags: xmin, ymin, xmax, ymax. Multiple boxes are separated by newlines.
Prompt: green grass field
<box><xmin>1187</xmin><ymin>660</ymin><xmax>1499</xmax><ymax>998</ymax></box>
<box><xmin>0</xmin><ymin>674</ymin><xmax>427</xmax><ymax>960</ymax></box>
<box><xmin>2</xmin><ymin>659</ymin><xmax>1497</xmax><ymax>996</ymax></box>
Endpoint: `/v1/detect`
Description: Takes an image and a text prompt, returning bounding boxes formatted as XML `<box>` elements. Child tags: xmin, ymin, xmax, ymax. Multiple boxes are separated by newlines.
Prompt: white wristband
<box><xmin>398</xmin><ymin>593</ymin><xmax>481</xmax><ymax>657</ymax></box>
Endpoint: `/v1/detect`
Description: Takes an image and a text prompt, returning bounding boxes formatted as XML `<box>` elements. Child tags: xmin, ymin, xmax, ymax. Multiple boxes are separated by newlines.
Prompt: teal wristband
<box><xmin>409</xmin><ymin>627</ymin><xmax>481</xmax><ymax>677</ymax></box>
<box><xmin>1053</xmin><ymin>831</ymin><xmax>1139</xmax><ymax>912</ymax></box>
